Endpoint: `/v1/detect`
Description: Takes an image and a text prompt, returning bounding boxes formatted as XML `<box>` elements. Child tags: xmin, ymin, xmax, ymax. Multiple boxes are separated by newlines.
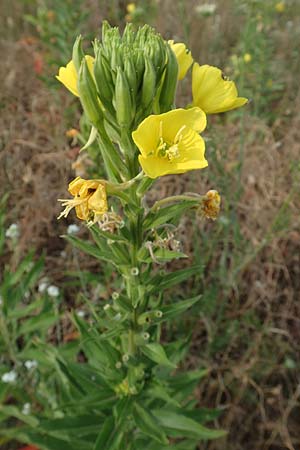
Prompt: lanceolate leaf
<box><xmin>158</xmin><ymin>296</ymin><xmax>201</xmax><ymax>321</ymax></box>
<box><xmin>63</xmin><ymin>235</ymin><xmax>115</xmax><ymax>265</ymax></box>
<box><xmin>143</xmin><ymin>200</ymin><xmax>199</xmax><ymax>230</ymax></box>
<box><xmin>133</xmin><ymin>402</ymin><xmax>169</xmax><ymax>445</ymax></box>
<box><xmin>153</xmin><ymin>410</ymin><xmax>227</xmax><ymax>440</ymax></box>
<box><xmin>141</xmin><ymin>343</ymin><xmax>176</xmax><ymax>369</ymax></box>
<box><xmin>147</xmin><ymin>265</ymin><xmax>203</xmax><ymax>294</ymax></box>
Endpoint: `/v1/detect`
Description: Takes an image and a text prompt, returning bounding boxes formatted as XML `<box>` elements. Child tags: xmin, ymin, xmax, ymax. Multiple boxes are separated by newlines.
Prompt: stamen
<box><xmin>57</xmin><ymin>197</ymin><xmax>85</xmax><ymax>219</ymax></box>
<box><xmin>174</xmin><ymin>125</ymin><xmax>186</xmax><ymax>143</ymax></box>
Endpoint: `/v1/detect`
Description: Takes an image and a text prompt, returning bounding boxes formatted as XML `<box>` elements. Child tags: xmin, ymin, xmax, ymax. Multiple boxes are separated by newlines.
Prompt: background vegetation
<box><xmin>0</xmin><ymin>0</ymin><xmax>300</xmax><ymax>449</ymax></box>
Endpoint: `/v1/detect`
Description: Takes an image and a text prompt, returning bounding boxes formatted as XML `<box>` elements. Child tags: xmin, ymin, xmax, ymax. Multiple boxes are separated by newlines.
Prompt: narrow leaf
<box><xmin>133</xmin><ymin>402</ymin><xmax>169</xmax><ymax>445</ymax></box>
<box><xmin>141</xmin><ymin>343</ymin><xmax>176</xmax><ymax>369</ymax></box>
<box><xmin>154</xmin><ymin>410</ymin><xmax>227</xmax><ymax>440</ymax></box>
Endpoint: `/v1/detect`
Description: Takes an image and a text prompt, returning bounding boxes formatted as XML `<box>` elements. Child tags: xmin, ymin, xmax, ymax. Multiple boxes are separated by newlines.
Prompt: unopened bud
<box><xmin>141</xmin><ymin>57</ymin><xmax>156</xmax><ymax>108</ymax></box>
<box><xmin>159</xmin><ymin>44</ymin><xmax>178</xmax><ymax>113</ymax></box>
<box><xmin>115</xmin><ymin>68</ymin><xmax>134</xmax><ymax>127</ymax></box>
<box><xmin>72</xmin><ymin>35</ymin><xmax>84</xmax><ymax>72</ymax></box>
<box><xmin>94</xmin><ymin>48</ymin><xmax>114</xmax><ymax>104</ymax></box>
<box><xmin>78</xmin><ymin>59</ymin><xmax>103</xmax><ymax>128</ymax></box>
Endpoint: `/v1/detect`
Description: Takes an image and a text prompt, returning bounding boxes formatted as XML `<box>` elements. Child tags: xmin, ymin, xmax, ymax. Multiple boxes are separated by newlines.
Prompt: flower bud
<box><xmin>72</xmin><ymin>35</ymin><xmax>84</xmax><ymax>72</ymax></box>
<box><xmin>141</xmin><ymin>57</ymin><xmax>156</xmax><ymax>109</ymax></box>
<box><xmin>115</xmin><ymin>67</ymin><xmax>134</xmax><ymax>127</ymax></box>
<box><xmin>78</xmin><ymin>59</ymin><xmax>104</xmax><ymax>128</ymax></box>
<box><xmin>159</xmin><ymin>44</ymin><xmax>178</xmax><ymax>113</ymax></box>
<box><xmin>94</xmin><ymin>47</ymin><xmax>114</xmax><ymax>104</ymax></box>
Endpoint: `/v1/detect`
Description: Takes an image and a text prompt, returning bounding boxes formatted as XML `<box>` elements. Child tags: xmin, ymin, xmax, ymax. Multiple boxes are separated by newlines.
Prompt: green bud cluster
<box><xmin>92</xmin><ymin>21</ymin><xmax>178</xmax><ymax>130</ymax></box>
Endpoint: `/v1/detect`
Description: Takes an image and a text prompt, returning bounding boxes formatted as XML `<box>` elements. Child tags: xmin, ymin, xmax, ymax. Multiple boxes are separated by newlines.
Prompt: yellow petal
<box><xmin>68</xmin><ymin>177</ymin><xmax>86</xmax><ymax>196</ymax></box>
<box><xmin>75</xmin><ymin>202</ymin><xmax>90</xmax><ymax>220</ymax></box>
<box><xmin>56</xmin><ymin>56</ymin><xmax>95</xmax><ymax>97</ymax></box>
<box><xmin>192</xmin><ymin>63</ymin><xmax>248</xmax><ymax>114</ymax></box>
<box><xmin>169</xmin><ymin>41</ymin><xmax>193</xmax><ymax>80</ymax></box>
<box><xmin>56</xmin><ymin>60</ymin><xmax>79</xmax><ymax>96</ymax></box>
<box><xmin>88</xmin><ymin>184</ymin><xmax>108</xmax><ymax>215</ymax></box>
<box><xmin>132</xmin><ymin>115</ymin><xmax>161</xmax><ymax>157</ymax></box>
<box><xmin>158</xmin><ymin>108</ymin><xmax>206</xmax><ymax>142</ymax></box>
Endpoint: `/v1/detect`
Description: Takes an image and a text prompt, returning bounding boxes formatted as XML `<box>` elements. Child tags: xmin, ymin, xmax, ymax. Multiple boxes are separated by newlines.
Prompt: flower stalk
<box><xmin>54</xmin><ymin>20</ymin><xmax>247</xmax><ymax>448</ymax></box>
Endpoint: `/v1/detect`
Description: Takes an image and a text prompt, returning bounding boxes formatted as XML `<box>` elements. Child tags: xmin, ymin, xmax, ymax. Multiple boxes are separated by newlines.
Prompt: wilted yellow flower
<box><xmin>58</xmin><ymin>177</ymin><xmax>107</xmax><ymax>221</ymax></box>
<box><xmin>56</xmin><ymin>56</ymin><xmax>94</xmax><ymax>97</ymax></box>
<box><xmin>127</xmin><ymin>2</ymin><xmax>136</xmax><ymax>13</ymax></box>
<box><xmin>192</xmin><ymin>63</ymin><xmax>248</xmax><ymax>114</ymax></box>
<box><xmin>65</xmin><ymin>128</ymin><xmax>79</xmax><ymax>138</ymax></box>
<box><xmin>275</xmin><ymin>1</ymin><xmax>285</xmax><ymax>12</ymax></box>
<box><xmin>168</xmin><ymin>40</ymin><xmax>193</xmax><ymax>80</ymax></box>
<box><xmin>201</xmin><ymin>190</ymin><xmax>221</xmax><ymax>219</ymax></box>
<box><xmin>132</xmin><ymin>107</ymin><xmax>208</xmax><ymax>179</ymax></box>
<box><xmin>243</xmin><ymin>53</ymin><xmax>252</xmax><ymax>63</ymax></box>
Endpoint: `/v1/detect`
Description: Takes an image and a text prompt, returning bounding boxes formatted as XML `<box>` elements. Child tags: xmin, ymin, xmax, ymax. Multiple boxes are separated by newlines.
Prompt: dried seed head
<box><xmin>200</xmin><ymin>190</ymin><xmax>221</xmax><ymax>220</ymax></box>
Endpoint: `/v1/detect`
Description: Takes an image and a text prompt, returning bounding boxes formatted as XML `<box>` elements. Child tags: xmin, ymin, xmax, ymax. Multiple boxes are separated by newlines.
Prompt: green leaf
<box><xmin>39</xmin><ymin>415</ymin><xmax>104</xmax><ymax>434</ymax></box>
<box><xmin>133</xmin><ymin>402</ymin><xmax>169</xmax><ymax>445</ymax></box>
<box><xmin>153</xmin><ymin>410</ymin><xmax>227</xmax><ymax>440</ymax></box>
<box><xmin>93</xmin><ymin>417</ymin><xmax>114</xmax><ymax>450</ymax></box>
<box><xmin>147</xmin><ymin>265</ymin><xmax>202</xmax><ymax>295</ymax></box>
<box><xmin>167</xmin><ymin>369</ymin><xmax>209</xmax><ymax>392</ymax></box>
<box><xmin>0</xmin><ymin>405</ymin><xmax>39</xmax><ymax>427</ymax></box>
<box><xmin>7</xmin><ymin>297</ymin><xmax>45</xmax><ymax>319</ymax></box>
<box><xmin>18</xmin><ymin>312</ymin><xmax>58</xmax><ymax>335</ymax></box>
<box><xmin>144</xmin><ymin>201</ymin><xmax>199</xmax><ymax>230</ymax></box>
<box><xmin>138</xmin><ymin>247</ymin><xmax>188</xmax><ymax>263</ymax></box>
<box><xmin>159</xmin><ymin>296</ymin><xmax>201</xmax><ymax>321</ymax></box>
<box><xmin>63</xmin><ymin>235</ymin><xmax>115</xmax><ymax>265</ymax></box>
<box><xmin>141</xmin><ymin>343</ymin><xmax>176</xmax><ymax>369</ymax></box>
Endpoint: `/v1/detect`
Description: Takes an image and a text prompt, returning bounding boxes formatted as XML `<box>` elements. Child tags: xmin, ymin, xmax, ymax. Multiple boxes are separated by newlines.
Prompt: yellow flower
<box><xmin>132</xmin><ymin>108</ymin><xmax>208</xmax><ymax>179</ymax></box>
<box><xmin>201</xmin><ymin>190</ymin><xmax>221</xmax><ymax>220</ymax></box>
<box><xmin>65</xmin><ymin>128</ymin><xmax>79</xmax><ymax>138</ymax></box>
<box><xmin>192</xmin><ymin>63</ymin><xmax>248</xmax><ymax>114</ymax></box>
<box><xmin>168</xmin><ymin>40</ymin><xmax>193</xmax><ymax>80</ymax></box>
<box><xmin>58</xmin><ymin>177</ymin><xmax>107</xmax><ymax>222</ymax></box>
<box><xmin>56</xmin><ymin>56</ymin><xmax>94</xmax><ymax>97</ymax></box>
<box><xmin>127</xmin><ymin>3</ymin><xmax>136</xmax><ymax>13</ymax></box>
<box><xmin>243</xmin><ymin>53</ymin><xmax>252</xmax><ymax>63</ymax></box>
<box><xmin>275</xmin><ymin>1</ymin><xmax>285</xmax><ymax>12</ymax></box>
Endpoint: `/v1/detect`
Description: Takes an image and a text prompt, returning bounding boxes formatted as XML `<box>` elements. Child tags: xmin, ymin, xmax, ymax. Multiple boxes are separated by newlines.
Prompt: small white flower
<box><xmin>195</xmin><ymin>3</ymin><xmax>217</xmax><ymax>16</ymax></box>
<box><xmin>67</xmin><ymin>223</ymin><xmax>80</xmax><ymax>235</ymax></box>
<box><xmin>114</xmin><ymin>313</ymin><xmax>122</xmax><ymax>321</ymax></box>
<box><xmin>1</xmin><ymin>370</ymin><xmax>17</xmax><ymax>383</ymax></box>
<box><xmin>24</xmin><ymin>360</ymin><xmax>38</xmax><ymax>370</ymax></box>
<box><xmin>22</xmin><ymin>403</ymin><xmax>31</xmax><ymax>415</ymax></box>
<box><xmin>47</xmin><ymin>285</ymin><xmax>60</xmax><ymax>297</ymax></box>
<box><xmin>38</xmin><ymin>280</ymin><xmax>48</xmax><ymax>293</ymax></box>
<box><xmin>77</xmin><ymin>310</ymin><xmax>85</xmax><ymax>318</ymax></box>
<box><xmin>103</xmin><ymin>304</ymin><xmax>111</xmax><ymax>311</ymax></box>
<box><xmin>5</xmin><ymin>223</ymin><xmax>20</xmax><ymax>240</ymax></box>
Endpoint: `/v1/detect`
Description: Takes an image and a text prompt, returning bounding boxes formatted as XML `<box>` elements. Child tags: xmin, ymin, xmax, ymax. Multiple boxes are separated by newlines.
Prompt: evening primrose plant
<box><xmin>31</xmin><ymin>22</ymin><xmax>246</xmax><ymax>449</ymax></box>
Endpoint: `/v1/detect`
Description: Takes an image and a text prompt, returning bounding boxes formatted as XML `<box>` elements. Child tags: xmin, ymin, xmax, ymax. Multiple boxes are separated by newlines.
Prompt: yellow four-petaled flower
<box><xmin>132</xmin><ymin>107</ymin><xmax>208</xmax><ymax>178</ymax></box>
